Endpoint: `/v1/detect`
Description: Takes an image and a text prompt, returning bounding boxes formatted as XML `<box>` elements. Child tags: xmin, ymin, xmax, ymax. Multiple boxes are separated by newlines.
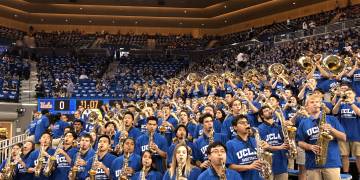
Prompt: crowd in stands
<box><xmin>35</xmin><ymin>56</ymin><xmax>111</xmax><ymax>98</ymax></box>
<box><xmin>0</xmin><ymin>54</ymin><xmax>30</xmax><ymax>102</ymax></box>
<box><xmin>34</xmin><ymin>30</ymin><xmax>97</xmax><ymax>48</ymax></box>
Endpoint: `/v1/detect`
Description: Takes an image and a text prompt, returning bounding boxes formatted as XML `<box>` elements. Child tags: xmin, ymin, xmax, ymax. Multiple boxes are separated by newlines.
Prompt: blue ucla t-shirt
<box><xmin>194</xmin><ymin>133</ymin><xmax>228</xmax><ymax>162</ymax></box>
<box><xmin>258</xmin><ymin>123</ymin><xmax>288</xmax><ymax>175</ymax></box>
<box><xmin>193</xmin><ymin>120</ymin><xmax>221</xmax><ymax>139</ymax></box>
<box><xmin>51</xmin><ymin>120</ymin><xmax>70</xmax><ymax>139</ymax></box>
<box><xmin>163</xmin><ymin>167</ymin><xmax>201</xmax><ymax>180</ymax></box>
<box><xmin>336</xmin><ymin>103</ymin><xmax>360</xmax><ymax>141</ymax></box>
<box><xmin>135</xmin><ymin>132</ymin><xmax>168</xmax><ymax>173</ymax></box>
<box><xmin>226</xmin><ymin>136</ymin><xmax>262</xmax><ymax>180</ymax></box>
<box><xmin>71</xmin><ymin>148</ymin><xmax>96</xmax><ymax>180</ymax></box>
<box><xmin>26</xmin><ymin>147</ymin><xmax>56</xmax><ymax>180</ymax></box>
<box><xmin>296</xmin><ymin>115</ymin><xmax>345</xmax><ymax>169</ymax></box>
<box><xmin>131</xmin><ymin>170</ymin><xmax>162</xmax><ymax>180</ymax></box>
<box><xmin>85</xmin><ymin>152</ymin><xmax>117</xmax><ymax>180</ymax></box>
<box><xmin>110</xmin><ymin>153</ymin><xmax>141</xmax><ymax>179</ymax></box>
<box><xmin>52</xmin><ymin>147</ymin><xmax>77</xmax><ymax>180</ymax></box>
<box><xmin>197</xmin><ymin>167</ymin><xmax>242</xmax><ymax>180</ymax></box>
<box><xmin>352</xmin><ymin>69</ymin><xmax>360</xmax><ymax>96</ymax></box>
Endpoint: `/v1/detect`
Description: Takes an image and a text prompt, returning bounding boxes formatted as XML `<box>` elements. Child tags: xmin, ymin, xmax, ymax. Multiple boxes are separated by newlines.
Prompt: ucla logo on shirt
<box><xmin>306</xmin><ymin>127</ymin><xmax>319</xmax><ymax>140</ymax></box>
<box><xmin>341</xmin><ymin>108</ymin><xmax>356</xmax><ymax>118</ymax></box>
<box><xmin>200</xmin><ymin>145</ymin><xmax>209</xmax><ymax>155</ymax></box>
<box><xmin>266</xmin><ymin>133</ymin><xmax>281</xmax><ymax>142</ymax></box>
<box><xmin>354</xmin><ymin>73</ymin><xmax>360</xmax><ymax>81</ymax></box>
<box><xmin>115</xmin><ymin>169</ymin><xmax>122</xmax><ymax>177</ymax></box>
<box><xmin>199</xmin><ymin>129</ymin><xmax>203</xmax><ymax>136</ymax></box>
<box><xmin>236</xmin><ymin>148</ymin><xmax>257</xmax><ymax>159</ymax></box>
<box><xmin>141</xmin><ymin>145</ymin><xmax>149</xmax><ymax>152</ymax></box>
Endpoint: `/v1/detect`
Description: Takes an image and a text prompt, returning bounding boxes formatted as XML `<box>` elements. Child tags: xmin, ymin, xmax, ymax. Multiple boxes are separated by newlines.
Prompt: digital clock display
<box><xmin>76</xmin><ymin>100</ymin><xmax>103</xmax><ymax>109</ymax></box>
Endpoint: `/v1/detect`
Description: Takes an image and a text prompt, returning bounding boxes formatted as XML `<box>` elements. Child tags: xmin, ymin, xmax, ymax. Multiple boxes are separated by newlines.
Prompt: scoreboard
<box><xmin>38</xmin><ymin>98</ymin><xmax>121</xmax><ymax>114</ymax></box>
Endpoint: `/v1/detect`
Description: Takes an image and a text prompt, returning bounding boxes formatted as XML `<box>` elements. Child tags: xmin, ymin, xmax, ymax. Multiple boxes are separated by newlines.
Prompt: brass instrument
<box><xmin>140</xmin><ymin>166</ymin><xmax>150</xmax><ymax>180</ymax></box>
<box><xmin>322</xmin><ymin>55</ymin><xmax>345</xmax><ymax>75</ymax></box>
<box><xmin>221</xmin><ymin>71</ymin><xmax>235</xmax><ymax>80</ymax></box>
<box><xmin>219</xmin><ymin>160</ymin><xmax>227</xmax><ymax>180</ymax></box>
<box><xmin>1</xmin><ymin>146</ymin><xmax>19</xmax><ymax>180</ymax></box>
<box><xmin>44</xmin><ymin>137</ymin><xmax>64</xmax><ymax>176</ymax></box>
<box><xmin>148</xmin><ymin>131</ymin><xmax>156</xmax><ymax>154</ymax></box>
<box><xmin>177</xmin><ymin>161</ymin><xmax>184</xmax><ymax>179</ymax></box>
<box><xmin>268</xmin><ymin>63</ymin><xmax>286</xmax><ymax>78</ymax></box>
<box><xmin>208</xmin><ymin>127</ymin><xmax>214</xmax><ymax>145</ymax></box>
<box><xmin>274</xmin><ymin>108</ymin><xmax>297</xmax><ymax>159</ymax></box>
<box><xmin>243</xmin><ymin>69</ymin><xmax>258</xmax><ymax>84</ymax></box>
<box><xmin>252</xmin><ymin>128</ymin><xmax>272</xmax><ymax>180</ymax></box>
<box><xmin>34</xmin><ymin>145</ymin><xmax>46</xmax><ymax>177</ymax></box>
<box><xmin>315</xmin><ymin>105</ymin><xmax>334</xmax><ymax>166</ymax></box>
<box><xmin>116</xmin><ymin>127</ymin><xmax>129</xmax><ymax>154</ymax></box>
<box><xmin>69</xmin><ymin>151</ymin><xmax>81</xmax><ymax>180</ymax></box>
<box><xmin>187</xmin><ymin>73</ymin><xmax>199</xmax><ymax>83</ymax></box>
<box><xmin>89</xmin><ymin>147</ymin><xmax>100</xmax><ymax>180</ymax></box>
<box><xmin>119</xmin><ymin>153</ymin><xmax>130</xmax><ymax>180</ymax></box>
<box><xmin>203</xmin><ymin>74</ymin><xmax>218</xmax><ymax>86</ymax></box>
<box><xmin>298</xmin><ymin>56</ymin><xmax>313</xmax><ymax>73</ymax></box>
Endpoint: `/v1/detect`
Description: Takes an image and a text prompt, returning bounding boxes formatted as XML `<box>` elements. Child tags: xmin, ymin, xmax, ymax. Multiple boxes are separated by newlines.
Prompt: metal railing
<box><xmin>0</xmin><ymin>133</ymin><xmax>28</xmax><ymax>163</ymax></box>
<box><xmin>274</xmin><ymin>18</ymin><xmax>360</xmax><ymax>43</ymax></box>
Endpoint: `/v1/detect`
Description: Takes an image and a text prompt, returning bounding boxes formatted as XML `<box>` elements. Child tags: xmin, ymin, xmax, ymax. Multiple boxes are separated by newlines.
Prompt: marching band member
<box><xmin>178</xmin><ymin>110</ymin><xmax>197</xmax><ymax>141</ymax></box>
<box><xmin>68</xmin><ymin>133</ymin><xmax>95</xmax><ymax>180</ymax></box>
<box><xmin>51</xmin><ymin>113</ymin><xmax>70</xmax><ymax>147</ymax></box>
<box><xmin>226</xmin><ymin>115</ymin><xmax>269</xmax><ymax>180</ymax></box>
<box><xmin>163</xmin><ymin>142</ymin><xmax>201</xmax><ymax>180</ymax></box>
<box><xmin>132</xmin><ymin>150</ymin><xmax>162</xmax><ymax>180</ymax></box>
<box><xmin>332</xmin><ymin>89</ymin><xmax>360</xmax><ymax>175</ymax></box>
<box><xmin>72</xmin><ymin>119</ymin><xmax>86</xmax><ymax>139</ymax></box>
<box><xmin>104</xmin><ymin>121</ymin><xmax>117</xmax><ymax>149</ymax></box>
<box><xmin>15</xmin><ymin>141</ymin><xmax>35</xmax><ymax>180</ymax></box>
<box><xmin>52</xmin><ymin>131</ymin><xmax>78</xmax><ymax>180</ymax></box>
<box><xmin>84</xmin><ymin>135</ymin><xmax>116</xmax><ymax>180</ymax></box>
<box><xmin>26</xmin><ymin>131</ymin><xmax>56</xmax><ymax>180</ymax></box>
<box><xmin>258</xmin><ymin>106</ymin><xmax>289</xmax><ymax>180</ymax></box>
<box><xmin>26</xmin><ymin>111</ymin><xmax>41</xmax><ymax>142</ymax></box>
<box><xmin>34</xmin><ymin>110</ymin><xmax>50</xmax><ymax>148</ymax></box>
<box><xmin>158</xmin><ymin>103</ymin><xmax>178</xmax><ymax>145</ymax></box>
<box><xmin>135</xmin><ymin>116</ymin><xmax>168</xmax><ymax>173</ymax></box>
<box><xmin>198</xmin><ymin>142</ymin><xmax>242</xmax><ymax>180</ymax></box>
<box><xmin>221</xmin><ymin>99</ymin><xmax>246</xmax><ymax>139</ymax></box>
<box><xmin>194</xmin><ymin>105</ymin><xmax>221</xmax><ymax>139</ymax></box>
<box><xmin>114</xmin><ymin>111</ymin><xmax>143</xmax><ymax>152</ymax></box>
<box><xmin>0</xmin><ymin>143</ymin><xmax>23</xmax><ymax>180</ymax></box>
<box><xmin>297</xmin><ymin>94</ymin><xmax>346</xmax><ymax>180</ymax></box>
<box><xmin>167</xmin><ymin>125</ymin><xmax>196</xmax><ymax>166</ymax></box>
<box><xmin>111</xmin><ymin>138</ymin><xmax>141</xmax><ymax>179</ymax></box>
<box><xmin>194</xmin><ymin>113</ymin><xmax>227</xmax><ymax>169</ymax></box>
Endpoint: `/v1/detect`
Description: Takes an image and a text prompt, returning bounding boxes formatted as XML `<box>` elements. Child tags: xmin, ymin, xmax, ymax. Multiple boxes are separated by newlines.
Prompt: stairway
<box><xmin>20</xmin><ymin>60</ymin><xmax>38</xmax><ymax>104</ymax></box>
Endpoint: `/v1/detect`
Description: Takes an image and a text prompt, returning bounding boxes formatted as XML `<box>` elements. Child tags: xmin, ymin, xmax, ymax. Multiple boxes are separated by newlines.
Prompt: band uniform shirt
<box><xmin>258</xmin><ymin>122</ymin><xmax>288</xmax><ymax>175</ymax></box>
<box><xmin>163</xmin><ymin>166</ymin><xmax>201</xmax><ymax>180</ymax></box>
<box><xmin>71</xmin><ymin>148</ymin><xmax>95</xmax><ymax>180</ymax></box>
<box><xmin>351</xmin><ymin>69</ymin><xmax>360</xmax><ymax>96</ymax></box>
<box><xmin>131</xmin><ymin>169</ymin><xmax>162</xmax><ymax>180</ymax></box>
<box><xmin>226</xmin><ymin>136</ymin><xmax>262</xmax><ymax>180</ymax></box>
<box><xmin>135</xmin><ymin>132</ymin><xmax>168</xmax><ymax>173</ymax></box>
<box><xmin>52</xmin><ymin>147</ymin><xmax>77</xmax><ymax>180</ymax></box>
<box><xmin>84</xmin><ymin>152</ymin><xmax>117</xmax><ymax>180</ymax></box>
<box><xmin>15</xmin><ymin>150</ymin><xmax>34</xmax><ymax>180</ymax></box>
<box><xmin>197</xmin><ymin>167</ymin><xmax>242</xmax><ymax>180</ymax></box>
<box><xmin>193</xmin><ymin>120</ymin><xmax>221</xmax><ymax>139</ymax></box>
<box><xmin>34</xmin><ymin>116</ymin><xmax>50</xmax><ymax>144</ymax></box>
<box><xmin>336</xmin><ymin>102</ymin><xmax>360</xmax><ymax>141</ymax></box>
<box><xmin>110</xmin><ymin>153</ymin><xmax>141</xmax><ymax>179</ymax></box>
<box><xmin>194</xmin><ymin>133</ymin><xmax>228</xmax><ymax>163</ymax></box>
<box><xmin>51</xmin><ymin>120</ymin><xmax>70</xmax><ymax>139</ymax></box>
<box><xmin>296</xmin><ymin>115</ymin><xmax>345</xmax><ymax>169</ymax></box>
<box><xmin>166</xmin><ymin>141</ymin><xmax>196</xmax><ymax>166</ymax></box>
<box><xmin>26</xmin><ymin>147</ymin><xmax>56</xmax><ymax>180</ymax></box>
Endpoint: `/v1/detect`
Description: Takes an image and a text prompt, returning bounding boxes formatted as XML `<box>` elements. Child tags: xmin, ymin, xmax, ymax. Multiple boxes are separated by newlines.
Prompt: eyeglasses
<box><xmin>237</xmin><ymin>120</ymin><xmax>249</xmax><ymax>125</ymax></box>
<box><xmin>211</xmin><ymin>149</ymin><xmax>226</xmax><ymax>154</ymax></box>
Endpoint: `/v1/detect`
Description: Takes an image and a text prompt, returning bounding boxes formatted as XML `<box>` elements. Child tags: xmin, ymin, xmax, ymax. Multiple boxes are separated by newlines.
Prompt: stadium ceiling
<box><xmin>0</xmin><ymin>0</ymin><xmax>326</xmax><ymax>28</ymax></box>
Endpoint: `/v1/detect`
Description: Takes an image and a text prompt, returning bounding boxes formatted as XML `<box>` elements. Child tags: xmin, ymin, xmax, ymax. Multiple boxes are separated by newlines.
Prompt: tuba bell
<box><xmin>187</xmin><ymin>73</ymin><xmax>199</xmax><ymax>83</ymax></box>
<box><xmin>322</xmin><ymin>55</ymin><xmax>344</xmax><ymax>75</ymax></box>
<box><xmin>298</xmin><ymin>56</ymin><xmax>313</xmax><ymax>73</ymax></box>
<box><xmin>268</xmin><ymin>63</ymin><xmax>286</xmax><ymax>78</ymax></box>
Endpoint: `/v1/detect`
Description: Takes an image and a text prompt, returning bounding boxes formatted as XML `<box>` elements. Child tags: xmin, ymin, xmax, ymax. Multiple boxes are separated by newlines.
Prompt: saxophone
<box><xmin>176</xmin><ymin>160</ymin><xmax>184</xmax><ymax>179</ymax></box>
<box><xmin>34</xmin><ymin>145</ymin><xmax>46</xmax><ymax>177</ymax></box>
<box><xmin>274</xmin><ymin>108</ymin><xmax>297</xmax><ymax>159</ymax></box>
<box><xmin>219</xmin><ymin>159</ymin><xmax>226</xmax><ymax>180</ymax></box>
<box><xmin>252</xmin><ymin>127</ymin><xmax>272</xmax><ymax>180</ymax></box>
<box><xmin>44</xmin><ymin>138</ymin><xmax>64</xmax><ymax>176</ymax></box>
<box><xmin>315</xmin><ymin>105</ymin><xmax>334</xmax><ymax>166</ymax></box>
<box><xmin>1</xmin><ymin>147</ymin><xmax>19</xmax><ymax>180</ymax></box>
<box><xmin>69</xmin><ymin>150</ymin><xmax>81</xmax><ymax>180</ymax></box>
<box><xmin>148</xmin><ymin>131</ymin><xmax>156</xmax><ymax>154</ymax></box>
<box><xmin>140</xmin><ymin>166</ymin><xmax>149</xmax><ymax>180</ymax></box>
<box><xmin>208</xmin><ymin>127</ymin><xmax>214</xmax><ymax>145</ymax></box>
<box><xmin>116</xmin><ymin>127</ymin><xmax>129</xmax><ymax>154</ymax></box>
<box><xmin>89</xmin><ymin>148</ymin><xmax>100</xmax><ymax>180</ymax></box>
<box><xmin>119</xmin><ymin>153</ymin><xmax>130</xmax><ymax>180</ymax></box>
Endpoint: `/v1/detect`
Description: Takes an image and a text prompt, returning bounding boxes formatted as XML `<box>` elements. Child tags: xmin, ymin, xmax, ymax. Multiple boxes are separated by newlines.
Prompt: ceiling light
<box><xmin>88</xmin><ymin>20</ymin><xmax>92</xmax><ymax>23</ymax></box>
<box><xmin>65</xmin><ymin>19</ymin><xmax>69</xmax><ymax>22</ymax></box>
<box><xmin>135</xmin><ymin>21</ymin><xmax>138</xmax><ymax>24</ymax></box>
<box><xmin>112</xmin><ymin>20</ymin><xmax>115</xmax><ymax>24</ymax></box>
<box><xmin>41</xmin><ymin>18</ymin><xmax>44</xmax><ymax>22</ymax></box>
<box><xmin>79</xmin><ymin>7</ymin><xmax>83</xmax><ymax>10</ymax></box>
<box><xmin>179</xmin><ymin>22</ymin><xmax>183</xmax><ymax>25</ymax></box>
<box><xmin>14</xmin><ymin>14</ymin><xmax>18</xmax><ymax>18</ymax></box>
<box><xmin>184</xmin><ymin>10</ymin><xmax>187</xmax><ymax>14</ymax></box>
<box><xmin>201</xmin><ymin>23</ymin><xmax>205</xmax><ymax>26</ymax></box>
<box><xmin>224</xmin><ymin>20</ymin><xmax>228</xmax><ymax>23</ymax></box>
<box><xmin>292</xmin><ymin>2</ymin><xmax>296</xmax><ymax>5</ymax></box>
<box><xmin>224</xmin><ymin>5</ymin><xmax>227</xmax><ymax>8</ymax></box>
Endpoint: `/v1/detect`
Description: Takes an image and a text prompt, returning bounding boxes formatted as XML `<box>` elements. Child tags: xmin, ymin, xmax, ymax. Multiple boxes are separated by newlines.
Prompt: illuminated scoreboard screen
<box><xmin>38</xmin><ymin>99</ymin><xmax>121</xmax><ymax>114</ymax></box>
